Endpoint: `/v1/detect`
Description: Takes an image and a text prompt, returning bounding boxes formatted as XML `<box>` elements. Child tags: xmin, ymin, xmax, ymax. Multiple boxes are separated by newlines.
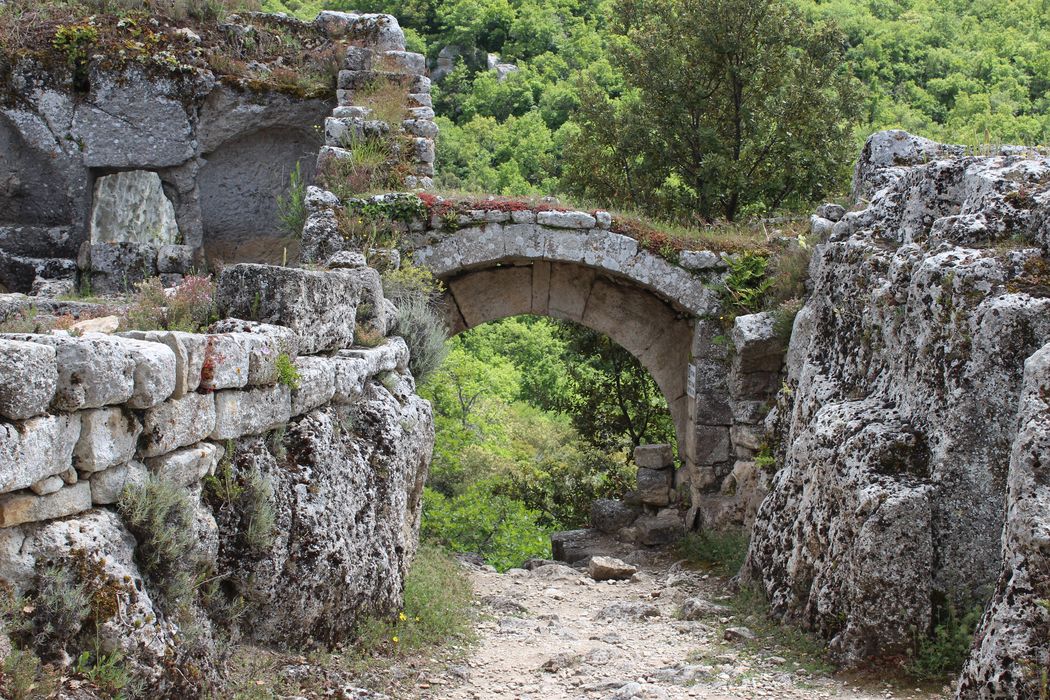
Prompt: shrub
<box><xmin>354</xmin><ymin>544</ymin><xmax>474</xmax><ymax>655</ymax></box>
<box><xmin>276</xmin><ymin>161</ymin><xmax>307</xmax><ymax>236</ymax></box>
<box><xmin>393</xmin><ymin>296</ymin><xmax>449</xmax><ymax>384</ymax></box>
<box><xmin>906</xmin><ymin>604</ymin><xmax>984</xmax><ymax>681</ymax></box>
<box><xmin>1</xmin><ymin>647</ymin><xmax>56</xmax><ymax>700</ymax></box>
<box><xmin>421</xmin><ymin>482</ymin><xmax>551</xmax><ymax>571</ymax></box>
<box><xmin>117</xmin><ymin>476</ymin><xmax>197</xmax><ymax>611</ymax></box>
<box><xmin>73</xmin><ymin>649</ymin><xmax>136</xmax><ymax>697</ymax></box>
<box><xmin>676</xmin><ymin>528</ymin><xmax>750</xmax><ymax>576</ymax></box>
<box><xmin>381</xmin><ymin>260</ymin><xmax>444</xmax><ymax>306</ymax></box>
<box><xmin>203</xmin><ymin>458</ymin><xmax>277</xmax><ymax>557</ymax></box>
<box><xmin>719</xmin><ymin>251</ymin><xmax>773</xmax><ymax>316</ymax></box>
<box><xmin>274</xmin><ymin>352</ymin><xmax>300</xmax><ymax>389</ymax></box>
<box><xmin>123</xmin><ymin>275</ymin><xmax>215</xmax><ymax>332</ymax></box>
<box><xmin>28</xmin><ymin>566</ymin><xmax>89</xmax><ymax>654</ymax></box>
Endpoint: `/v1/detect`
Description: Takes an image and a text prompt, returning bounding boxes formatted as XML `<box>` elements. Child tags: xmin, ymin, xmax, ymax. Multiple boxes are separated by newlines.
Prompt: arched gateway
<box><xmin>403</xmin><ymin>210</ymin><xmax>789</xmax><ymax>527</ymax></box>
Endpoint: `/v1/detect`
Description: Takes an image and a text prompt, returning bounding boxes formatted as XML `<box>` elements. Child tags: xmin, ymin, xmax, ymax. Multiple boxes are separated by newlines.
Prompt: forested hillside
<box><xmin>264</xmin><ymin>0</ymin><xmax>1050</xmax><ymax>209</ymax></box>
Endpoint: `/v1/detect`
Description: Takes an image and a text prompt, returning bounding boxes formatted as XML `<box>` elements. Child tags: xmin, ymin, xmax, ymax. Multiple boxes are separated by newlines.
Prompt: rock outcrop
<box><xmin>745</xmin><ymin>130</ymin><xmax>1050</xmax><ymax>668</ymax></box>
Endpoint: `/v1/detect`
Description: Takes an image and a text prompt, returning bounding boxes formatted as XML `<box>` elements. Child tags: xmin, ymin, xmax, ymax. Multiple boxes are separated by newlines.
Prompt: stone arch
<box><xmin>440</xmin><ymin>262</ymin><xmax>695</xmax><ymax>457</ymax></box>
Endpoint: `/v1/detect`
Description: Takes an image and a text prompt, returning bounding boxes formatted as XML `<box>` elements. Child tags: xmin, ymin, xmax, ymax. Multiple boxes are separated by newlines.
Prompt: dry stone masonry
<box><xmin>0</xmin><ymin>258</ymin><xmax>433</xmax><ymax>688</ymax></box>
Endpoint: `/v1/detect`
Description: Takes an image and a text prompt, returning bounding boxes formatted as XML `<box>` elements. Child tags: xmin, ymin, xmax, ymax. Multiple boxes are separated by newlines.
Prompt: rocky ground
<box><xmin>393</xmin><ymin>556</ymin><xmax>951</xmax><ymax>700</ymax></box>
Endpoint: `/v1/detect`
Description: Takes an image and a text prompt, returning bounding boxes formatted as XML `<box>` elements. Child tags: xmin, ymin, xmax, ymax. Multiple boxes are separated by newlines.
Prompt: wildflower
<box><xmin>399</xmin><ymin>612</ymin><xmax>407</xmax><ymax>621</ymax></box>
<box><xmin>392</xmin><ymin>636</ymin><xmax>399</xmax><ymax>643</ymax></box>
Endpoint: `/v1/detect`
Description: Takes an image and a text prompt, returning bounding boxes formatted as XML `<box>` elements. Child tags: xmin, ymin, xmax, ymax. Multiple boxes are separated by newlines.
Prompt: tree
<box><xmin>564</xmin><ymin>0</ymin><xmax>860</xmax><ymax>221</ymax></box>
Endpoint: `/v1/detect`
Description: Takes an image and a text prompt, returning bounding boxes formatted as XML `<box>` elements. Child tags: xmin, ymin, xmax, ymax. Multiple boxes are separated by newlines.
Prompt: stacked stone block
<box><xmin>0</xmin><ymin>262</ymin><xmax>412</xmax><ymax>530</ymax></box>
<box><xmin>314</xmin><ymin>11</ymin><xmax>437</xmax><ymax>190</ymax></box>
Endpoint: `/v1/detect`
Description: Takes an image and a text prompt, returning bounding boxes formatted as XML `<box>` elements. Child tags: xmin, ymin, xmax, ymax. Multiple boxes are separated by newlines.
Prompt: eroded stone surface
<box><xmin>89</xmin><ymin>170</ymin><xmax>179</xmax><ymax>246</ymax></box>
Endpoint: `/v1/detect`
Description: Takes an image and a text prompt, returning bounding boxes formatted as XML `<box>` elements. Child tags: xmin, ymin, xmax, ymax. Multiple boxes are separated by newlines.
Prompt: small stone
<box><xmin>588</xmin><ymin>556</ymin><xmax>638</xmax><ymax>581</ymax></box>
<box><xmin>70</xmin><ymin>315</ymin><xmax>120</xmax><ymax>334</ymax></box>
<box><xmin>327</xmin><ymin>251</ymin><xmax>367</xmax><ymax>269</ymax></box>
<box><xmin>816</xmin><ymin>203</ymin><xmax>846</xmax><ymax>221</ymax></box>
<box><xmin>633</xmin><ymin>443</ymin><xmax>674</xmax><ymax>469</ymax></box>
<box><xmin>536</xmin><ymin>210</ymin><xmax>596</xmax><ymax>229</ymax></box>
<box><xmin>724</xmin><ymin>626</ymin><xmax>756</xmax><ymax>642</ymax></box>
<box><xmin>29</xmin><ymin>475</ymin><xmax>64</xmax><ymax>496</ymax></box>
<box><xmin>679</xmin><ymin>250</ymin><xmax>722</xmax><ymax>271</ymax></box>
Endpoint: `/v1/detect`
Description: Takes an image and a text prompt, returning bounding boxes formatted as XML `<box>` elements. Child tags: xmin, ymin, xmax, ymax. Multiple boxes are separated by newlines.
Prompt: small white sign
<box><xmin>687</xmin><ymin>365</ymin><xmax>696</xmax><ymax>397</ymax></box>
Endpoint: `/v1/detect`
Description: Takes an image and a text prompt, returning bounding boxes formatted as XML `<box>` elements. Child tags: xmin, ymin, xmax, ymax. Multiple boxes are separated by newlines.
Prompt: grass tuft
<box><xmin>676</xmin><ymin>528</ymin><xmax>750</xmax><ymax>577</ymax></box>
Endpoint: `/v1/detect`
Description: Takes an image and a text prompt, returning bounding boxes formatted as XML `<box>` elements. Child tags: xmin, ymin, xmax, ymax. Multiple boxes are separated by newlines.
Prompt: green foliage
<box><xmin>28</xmin><ymin>566</ymin><xmax>89</xmax><ymax>653</ymax></box>
<box><xmin>719</xmin><ymin>251</ymin><xmax>773</xmax><ymax>315</ymax></box>
<box><xmin>276</xmin><ymin>161</ymin><xmax>307</xmax><ymax>237</ymax></box>
<box><xmin>724</xmin><ymin>585</ymin><xmax>833</xmax><ymax>674</ymax></box>
<box><xmin>1</xmin><ymin>647</ymin><xmax>56</xmax><ymax>700</ymax></box>
<box><xmin>677</xmin><ymin>528</ymin><xmax>750</xmax><ymax>577</ymax></box>
<box><xmin>73</xmin><ymin>649</ymin><xmax>136</xmax><ymax>697</ymax></box>
<box><xmin>203</xmin><ymin>458</ymin><xmax>277</xmax><ymax>557</ymax></box>
<box><xmin>117</xmin><ymin>476</ymin><xmax>197</xmax><ymax>611</ymax></box>
<box><xmin>353</xmin><ymin>544</ymin><xmax>475</xmax><ymax>654</ymax></box>
<box><xmin>906</xmin><ymin>604</ymin><xmax>984</xmax><ymax>681</ymax></box>
<box><xmin>274</xmin><ymin>352</ymin><xmax>301</xmax><ymax>389</ymax></box>
<box><xmin>52</xmin><ymin>22</ymin><xmax>98</xmax><ymax>66</ymax></box>
<box><xmin>123</xmin><ymin>275</ymin><xmax>216</xmax><ymax>332</ymax></box>
<box><xmin>394</xmin><ymin>295</ymin><xmax>449</xmax><ymax>384</ymax></box>
<box><xmin>421</xmin><ymin>483</ymin><xmax>551</xmax><ymax>571</ymax></box>
<box><xmin>381</xmin><ymin>260</ymin><xmax>445</xmax><ymax>306</ymax></box>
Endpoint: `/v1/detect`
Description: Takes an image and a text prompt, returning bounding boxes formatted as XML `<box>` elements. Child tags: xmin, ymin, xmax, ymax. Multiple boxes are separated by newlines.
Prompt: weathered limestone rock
<box><xmin>0</xmin><ymin>414</ymin><xmax>80</xmax><ymax>493</ymax></box>
<box><xmin>0</xmin><ymin>482</ymin><xmax>91</xmax><ymax>527</ymax></box>
<box><xmin>29</xmin><ymin>475</ymin><xmax>64</xmax><ymax>496</ymax></box>
<box><xmin>634</xmin><ymin>444</ymin><xmax>674</xmax><ymax>470</ymax></box>
<box><xmin>0</xmin><ymin>338</ymin><xmax>56</xmax><ymax>420</ymax></box>
<box><xmin>89</xmin><ymin>170</ymin><xmax>179</xmax><ymax>245</ymax></box>
<box><xmin>90</xmin><ymin>460</ymin><xmax>148</xmax><ymax>505</ymax></box>
<box><xmin>636</xmin><ymin>467</ymin><xmax>673</xmax><ymax>506</ymax></box>
<box><xmin>731</xmin><ymin>312</ymin><xmax>785</xmax><ymax>373</ymax></box>
<box><xmin>590</xmin><ymin>499</ymin><xmax>640</xmax><ymax>534</ymax></box>
<box><xmin>957</xmin><ymin>343</ymin><xmax>1050</xmax><ymax>698</ymax></box>
<box><xmin>588</xmin><ymin>556</ymin><xmax>637</xmax><ymax>581</ymax></box>
<box><xmin>211</xmin><ymin>385</ymin><xmax>292</xmax><ymax>440</ymax></box>
<box><xmin>112</xmin><ymin>336</ymin><xmax>177</xmax><ymax>409</ymax></box>
<box><xmin>2</xmin><ymin>334</ymin><xmax>135</xmax><ymax>411</ymax></box>
<box><xmin>536</xmin><ymin>210</ymin><xmax>596</xmax><ymax>229</ymax></box>
<box><xmin>291</xmin><ymin>356</ymin><xmax>337</xmax><ymax>416</ymax></box>
<box><xmin>74</xmin><ymin>407</ymin><xmax>142</xmax><ymax>473</ymax></box>
<box><xmin>145</xmin><ymin>442</ymin><xmax>222</xmax><ymax>487</ymax></box>
<box><xmin>140</xmin><ymin>392</ymin><xmax>217</xmax><ymax>458</ymax></box>
<box><xmin>79</xmin><ymin>242</ymin><xmax>159</xmax><ymax>295</ymax></box>
<box><xmin>213</xmin><ymin>383</ymin><xmax>433</xmax><ymax>647</ymax></box>
<box><xmin>209</xmin><ymin>319</ymin><xmax>300</xmax><ymax>385</ymax></box>
<box><xmin>745</xmin><ymin>131</ymin><xmax>1050</xmax><ymax>667</ymax></box>
<box><xmin>550</xmin><ymin>528</ymin><xmax>615</xmax><ymax>564</ymax></box>
<box><xmin>216</xmin><ymin>264</ymin><xmax>365</xmax><ymax>354</ymax></box>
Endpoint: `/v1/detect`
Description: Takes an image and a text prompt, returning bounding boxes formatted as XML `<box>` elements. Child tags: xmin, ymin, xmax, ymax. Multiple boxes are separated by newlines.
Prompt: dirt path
<box><xmin>408</xmin><ymin>558</ymin><xmax>950</xmax><ymax>700</ymax></box>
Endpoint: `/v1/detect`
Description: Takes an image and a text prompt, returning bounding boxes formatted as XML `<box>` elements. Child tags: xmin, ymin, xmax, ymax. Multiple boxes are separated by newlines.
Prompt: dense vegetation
<box><xmin>418</xmin><ymin>316</ymin><xmax>674</xmax><ymax>569</ymax></box>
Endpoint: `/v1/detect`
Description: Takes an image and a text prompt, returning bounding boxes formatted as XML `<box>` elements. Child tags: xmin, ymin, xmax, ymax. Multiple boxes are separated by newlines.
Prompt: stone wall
<box><xmin>0</xmin><ymin>10</ymin><xmax>433</xmax><ymax>295</ymax></box>
<box><xmin>0</xmin><ymin>260</ymin><xmax>433</xmax><ymax>689</ymax></box>
<box><xmin>744</xmin><ymin>130</ymin><xmax>1050</xmax><ymax>672</ymax></box>
<box><xmin>299</xmin><ymin>190</ymin><xmax>792</xmax><ymax>535</ymax></box>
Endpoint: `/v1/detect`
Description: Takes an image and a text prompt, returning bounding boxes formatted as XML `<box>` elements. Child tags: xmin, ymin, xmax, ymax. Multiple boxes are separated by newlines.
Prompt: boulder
<box><xmin>588</xmin><ymin>556</ymin><xmax>637</xmax><ymax>581</ymax></box>
<box><xmin>215</xmin><ymin>264</ymin><xmax>368</xmax><ymax>354</ymax></box>
<box><xmin>550</xmin><ymin>528</ymin><xmax>615</xmax><ymax>564</ymax></box>
<box><xmin>590</xmin><ymin>499</ymin><xmax>640</xmax><ymax>534</ymax></box>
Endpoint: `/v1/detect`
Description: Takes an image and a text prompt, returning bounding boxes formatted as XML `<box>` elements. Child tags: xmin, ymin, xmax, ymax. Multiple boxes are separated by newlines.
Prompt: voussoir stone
<box><xmin>0</xmin><ymin>339</ymin><xmax>57</xmax><ymax>420</ymax></box>
<box><xmin>0</xmin><ymin>414</ymin><xmax>81</xmax><ymax>494</ymax></box>
<box><xmin>216</xmin><ymin>264</ymin><xmax>365</xmax><ymax>355</ymax></box>
<box><xmin>211</xmin><ymin>385</ymin><xmax>292</xmax><ymax>440</ymax></box>
<box><xmin>139</xmin><ymin>392</ymin><xmax>217</xmax><ymax>458</ymax></box>
<box><xmin>74</xmin><ymin>407</ymin><xmax>142</xmax><ymax>474</ymax></box>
